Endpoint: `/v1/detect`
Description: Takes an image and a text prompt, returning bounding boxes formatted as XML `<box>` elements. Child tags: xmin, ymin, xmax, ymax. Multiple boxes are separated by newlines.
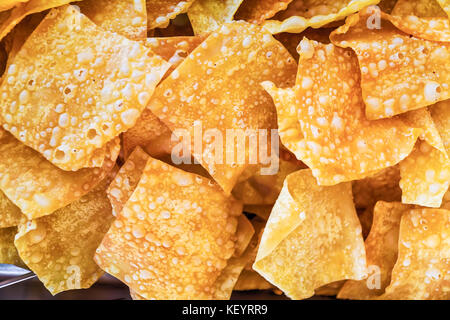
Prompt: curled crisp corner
<box><xmin>262</xmin><ymin>0</ymin><xmax>379</xmax><ymax>34</ymax></box>
<box><xmin>253</xmin><ymin>173</ymin><xmax>304</xmax><ymax>263</ymax></box>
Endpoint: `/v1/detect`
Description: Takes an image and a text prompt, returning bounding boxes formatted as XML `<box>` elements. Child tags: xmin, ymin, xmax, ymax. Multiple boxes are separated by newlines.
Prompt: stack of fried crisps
<box><xmin>0</xmin><ymin>0</ymin><xmax>448</xmax><ymax>300</ymax></box>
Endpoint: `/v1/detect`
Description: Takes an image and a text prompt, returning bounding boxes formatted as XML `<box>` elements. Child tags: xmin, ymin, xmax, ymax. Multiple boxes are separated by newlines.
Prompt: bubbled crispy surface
<box><xmin>14</xmin><ymin>179</ymin><xmax>114</xmax><ymax>295</ymax></box>
<box><xmin>145</xmin><ymin>35</ymin><xmax>207</xmax><ymax>77</ymax></box>
<box><xmin>380</xmin><ymin>208</ymin><xmax>450</xmax><ymax>300</ymax></box>
<box><xmin>254</xmin><ymin>169</ymin><xmax>367</xmax><ymax>300</ymax></box>
<box><xmin>338</xmin><ymin>201</ymin><xmax>415</xmax><ymax>300</ymax></box>
<box><xmin>0</xmin><ymin>0</ymin><xmax>76</xmax><ymax>41</ymax></box>
<box><xmin>399</xmin><ymin>140</ymin><xmax>450</xmax><ymax>208</ymax></box>
<box><xmin>148</xmin><ymin>21</ymin><xmax>297</xmax><ymax>194</ymax></box>
<box><xmin>123</xmin><ymin>35</ymin><xmax>207</xmax><ymax>159</ymax></box>
<box><xmin>95</xmin><ymin>156</ymin><xmax>243</xmax><ymax>299</ymax></box>
<box><xmin>262</xmin><ymin>0</ymin><xmax>379</xmax><ymax>34</ymax></box>
<box><xmin>0</xmin><ymin>128</ymin><xmax>119</xmax><ymax>219</ymax></box>
<box><xmin>331</xmin><ymin>8</ymin><xmax>450</xmax><ymax>119</ymax></box>
<box><xmin>147</xmin><ymin>0</ymin><xmax>195</xmax><ymax>30</ymax></box>
<box><xmin>389</xmin><ymin>0</ymin><xmax>450</xmax><ymax>42</ymax></box>
<box><xmin>0</xmin><ymin>5</ymin><xmax>170</xmax><ymax>171</ymax></box>
<box><xmin>277</xmin><ymin>39</ymin><xmax>420</xmax><ymax>185</ymax></box>
<box><xmin>187</xmin><ymin>0</ymin><xmax>244</xmax><ymax>34</ymax></box>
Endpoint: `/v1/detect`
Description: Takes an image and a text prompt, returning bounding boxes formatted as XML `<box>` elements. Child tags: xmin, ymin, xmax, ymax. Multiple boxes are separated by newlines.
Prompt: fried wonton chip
<box><xmin>399</xmin><ymin>140</ymin><xmax>450</xmax><ymax>208</ymax></box>
<box><xmin>130</xmin><ymin>217</ymin><xmax>254</xmax><ymax>300</ymax></box>
<box><xmin>0</xmin><ymin>190</ymin><xmax>25</xmax><ymax>228</ymax></box>
<box><xmin>107</xmin><ymin>147</ymin><xmax>150</xmax><ymax>217</ymax></box>
<box><xmin>146</xmin><ymin>0</ymin><xmax>195</xmax><ymax>30</ymax></box>
<box><xmin>145</xmin><ymin>35</ymin><xmax>207</xmax><ymax>77</ymax></box>
<box><xmin>262</xmin><ymin>0</ymin><xmax>380</xmax><ymax>34</ymax></box>
<box><xmin>379</xmin><ymin>208</ymin><xmax>450</xmax><ymax>300</ymax></box>
<box><xmin>122</xmin><ymin>36</ymin><xmax>206</xmax><ymax>160</ymax></box>
<box><xmin>129</xmin><ymin>215</ymin><xmax>254</xmax><ymax>300</ymax></box>
<box><xmin>253</xmin><ymin>169</ymin><xmax>367</xmax><ymax>299</ymax></box>
<box><xmin>0</xmin><ymin>129</ymin><xmax>118</xmax><ymax>219</ymax></box>
<box><xmin>331</xmin><ymin>7</ymin><xmax>450</xmax><ymax>119</ymax></box>
<box><xmin>147</xmin><ymin>22</ymin><xmax>297</xmax><ymax>194</ymax></box>
<box><xmin>398</xmin><ymin>105</ymin><xmax>449</xmax><ymax>207</ymax></box>
<box><xmin>265</xmin><ymin>40</ymin><xmax>422</xmax><ymax>185</ymax></box>
<box><xmin>14</xmin><ymin>180</ymin><xmax>114</xmax><ymax>295</ymax></box>
<box><xmin>338</xmin><ymin>201</ymin><xmax>414</xmax><ymax>300</ymax></box>
<box><xmin>0</xmin><ymin>227</ymin><xmax>24</xmax><ymax>266</ymax></box>
<box><xmin>0</xmin><ymin>5</ymin><xmax>170</xmax><ymax>171</ymax></box>
<box><xmin>187</xmin><ymin>0</ymin><xmax>244</xmax><ymax>34</ymax></box>
<box><xmin>78</xmin><ymin>0</ymin><xmax>147</xmax><ymax>40</ymax></box>
<box><xmin>352</xmin><ymin>165</ymin><xmax>402</xmax><ymax>210</ymax></box>
<box><xmin>0</xmin><ymin>0</ymin><xmax>77</xmax><ymax>41</ymax></box>
<box><xmin>389</xmin><ymin>0</ymin><xmax>450</xmax><ymax>42</ymax></box>
<box><xmin>235</xmin><ymin>0</ymin><xmax>293</xmax><ymax>24</ymax></box>
<box><xmin>95</xmin><ymin>156</ymin><xmax>244</xmax><ymax>299</ymax></box>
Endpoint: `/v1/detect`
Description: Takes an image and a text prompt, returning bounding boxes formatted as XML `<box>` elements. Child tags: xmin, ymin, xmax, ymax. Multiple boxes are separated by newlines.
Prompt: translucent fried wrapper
<box><xmin>0</xmin><ymin>128</ymin><xmax>118</xmax><ymax>219</ymax></box>
<box><xmin>379</xmin><ymin>208</ymin><xmax>450</xmax><ymax>300</ymax></box>
<box><xmin>0</xmin><ymin>0</ymin><xmax>78</xmax><ymax>41</ymax></box>
<box><xmin>262</xmin><ymin>0</ymin><xmax>380</xmax><ymax>34</ymax></box>
<box><xmin>187</xmin><ymin>0</ymin><xmax>244</xmax><ymax>34</ymax></box>
<box><xmin>0</xmin><ymin>5</ymin><xmax>170</xmax><ymax>171</ymax></box>
<box><xmin>123</xmin><ymin>35</ymin><xmax>206</xmax><ymax>160</ymax></box>
<box><xmin>390</xmin><ymin>0</ymin><xmax>450</xmax><ymax>42</ymax></box>
<box><xmin>14</xmin><ymin>179</ymin><xmax>114</xmax><ymax>295</ymax></box>
<box><xmin>399</xmin><ymin>140</ymin><xmax>450</xmax><ymax>208</ymax></box>
<box><xmin>331</xmin><ymin>7</ymin><xmax>450</xmax><ymax>120</ymax></box>
<box><xmin>264</xmin><ymin>40</ymin><xmax>423</xmax><ymax>186</ymax></box>
<box><xmin>338</xmin><ymin>201</ymin><xmax>415</xmax><ymax>300</ymax></box>
<box><xmin>95</xmin><ymin>155</ymin><xmax>247</xmax><ymax>299</ymax></box>
<box><xmin>253</xmin><ymin>169</ymin><xmax>367</xmax><ymax>300</ymax></box>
